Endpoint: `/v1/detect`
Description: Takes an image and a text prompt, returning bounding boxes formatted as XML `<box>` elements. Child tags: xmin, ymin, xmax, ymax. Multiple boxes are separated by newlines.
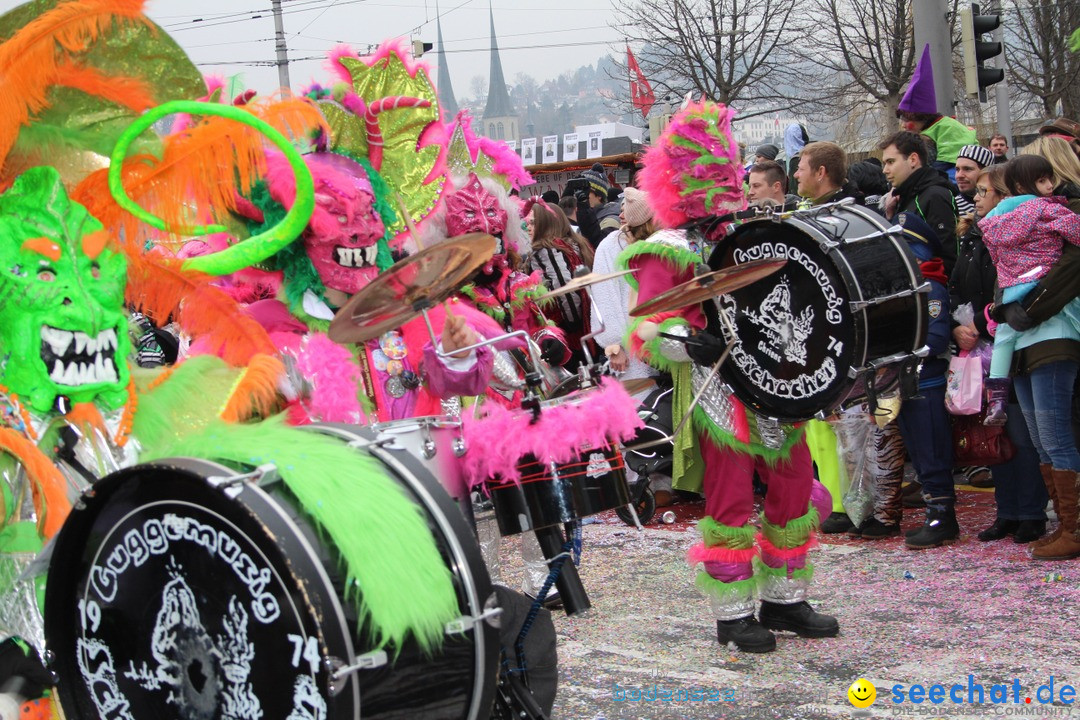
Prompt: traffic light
<box><xmin>961</xmin><ymin>3</ymin><xmax>1004</xmax><ymax>101</ymax></box>
<box><xmin>411</xmin><ymin>39</ymin><xmax>433</xmax><ymax>58</ymax></box>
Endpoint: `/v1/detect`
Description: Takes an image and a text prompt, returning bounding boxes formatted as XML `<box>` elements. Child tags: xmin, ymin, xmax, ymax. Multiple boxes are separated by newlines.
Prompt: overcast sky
<box><xmin>2</xmin><ymin>0</ymin><xmax>626</xmax><ymax>100</ymax></box>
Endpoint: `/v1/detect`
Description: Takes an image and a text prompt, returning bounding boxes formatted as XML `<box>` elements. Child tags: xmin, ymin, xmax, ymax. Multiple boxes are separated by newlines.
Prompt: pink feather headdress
<box><xmin>637</xmin><ymin>100</ymin><xmax>746</xmax><ymax>228</ymax></box>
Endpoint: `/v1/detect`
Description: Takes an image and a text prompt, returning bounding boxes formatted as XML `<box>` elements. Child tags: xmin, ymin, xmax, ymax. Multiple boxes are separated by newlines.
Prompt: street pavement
<box><xmin>519</xmin><ymin>491</ymin><xmax>1080</xmax><ymax>720</ymax></box>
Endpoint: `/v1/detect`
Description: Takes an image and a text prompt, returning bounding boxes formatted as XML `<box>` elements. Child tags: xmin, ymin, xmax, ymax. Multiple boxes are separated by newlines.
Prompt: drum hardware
<box><xmin>836</xmin><ymin>225</ymin><xmax>904</xmax><ymax>245</ymax></box>
<box><xmin>535</xmin><ymin>267</ymin><xmax>637</xmax><ymax>302</ymax></box>
<box><xmin>849</xmin><ymin>282</ymin><xmax>931</xmax><ymax>312</ymax></box>
<box><xmin>205</xmin><ymin>463</ymin><xmax>279</xmax><ymax>494</ymax></box>
<box><xmin>327</xmin><ymin>649</ymin><xmax>390</xmax><ymax>687</ymax></box>
<box><xmin>444</xmin><ymin>606</ymin><xmax>504</xmax><ymax>635</ymax></box>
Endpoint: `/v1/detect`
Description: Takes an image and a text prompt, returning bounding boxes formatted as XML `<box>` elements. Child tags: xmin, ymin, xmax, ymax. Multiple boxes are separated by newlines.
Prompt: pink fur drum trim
<box><xmin>461</xmin><ymin>377</ymin><xmax>644</xmax><ymax>487</ymax></box>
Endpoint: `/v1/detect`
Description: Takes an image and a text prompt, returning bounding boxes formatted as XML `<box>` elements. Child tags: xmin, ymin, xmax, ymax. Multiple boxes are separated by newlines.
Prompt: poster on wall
<box><xmin>521</xmin><ymin>138</ymin><xmax>537</xmax><ymax>163</ymax></box>
<box><xmin>562</xmin><ymin>133</ymin><xmax>579</xmax><ymax>161</ymax></box>
<box><xmin>542</xmin><ymin>135</ymin><xmax>558</xmax><ymax>162</ymax></box>
<box><xmin>586</xmin><ymin>130</ymin><xmax>603</xmax><ymax>159</ymax></box>
<box><xmin>506</xmin><ymin>140</ymin><xmax>517</xmax><ymax>151</ymax></box>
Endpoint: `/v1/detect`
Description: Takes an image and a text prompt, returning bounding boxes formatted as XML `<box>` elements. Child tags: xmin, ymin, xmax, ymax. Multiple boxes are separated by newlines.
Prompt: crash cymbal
<box><xmin>629</xmin><ymin>257</ymin><xmax>787</xmax><ymax>317</ymax></box>
<box><xmin>328</xmin><ymin>233</ymin><xmax>497</xmax><ymax>344</ymax></box>
<box><xmin>538</xmin><ymin>268</ymin><xmax>637</xmax><ymax>301</ymax></box>
<box><xmin>620</xmin><ymin>377</ymin><xmax>657</xmax><ymax>396</ymax></box>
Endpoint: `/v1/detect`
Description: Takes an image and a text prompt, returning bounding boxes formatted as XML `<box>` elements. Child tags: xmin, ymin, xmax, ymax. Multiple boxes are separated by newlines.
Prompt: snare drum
<box><xmin>44</xmin><ymin>424</ymin><xmax>500</xmax><ymax>720</ymax></box>
<box><xmin>372</xmin><ymin>416</ymin><xmax>468</xmax><ymax>499</ymax></box>
<box><xmin>709</xmin><ymin>202</ymin><xmax>929</xmax><ymax>421</ymax></box>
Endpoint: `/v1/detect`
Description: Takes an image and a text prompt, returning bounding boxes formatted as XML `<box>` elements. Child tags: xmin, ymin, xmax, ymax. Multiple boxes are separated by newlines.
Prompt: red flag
<box><xmin>627</xmin><ymin>46</ymin><xmax>655</xmax><ymax>119</ymax></box>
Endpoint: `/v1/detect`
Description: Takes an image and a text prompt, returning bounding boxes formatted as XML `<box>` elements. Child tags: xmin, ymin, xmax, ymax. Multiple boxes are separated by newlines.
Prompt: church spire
<box><xmin>435</xmin><ymin>5</ymin><xmax>458</xmax><ymax>117</ymax></box>
<box><xmin>482</xmin><ymin>4</ymin><xmax>514</xmax><ymax>119</ymax></box>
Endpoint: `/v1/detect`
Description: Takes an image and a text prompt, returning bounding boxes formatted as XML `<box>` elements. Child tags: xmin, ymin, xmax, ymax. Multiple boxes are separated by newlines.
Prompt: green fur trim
<box><xmin>143</xmin><ymin>416</ymin><xmax>458</xmax><ymax>652</ymax></box>
<box><xmin>133</xmin><ymin>356</ymin><xmax>244</xmax><ymax>456</ymax></box>
<box><xmin>692</xmin><ymin>405</ymin><xmax>806</xmax><ymax>465</ymax></box>
<box><xmin>698</xmin><ymin>516</ymin><xmax>755</xmax><ymax>549</ymax></box>
<box><xmin>615</xmin><ymin>241</ymin><xmax>701</xmax><ymax>290</ymax></box>
<box><xmin>695</xmin><ymin>571</ymin><xmax>756</xmax><ymax>603</ymax></box>
<box><xmin>458</xmin><ymin>284</ymin><xmax>506</xmax><ymax>323</ymax></box>
<box><xmin>247</xmin><ymin>180</ymin><xmax>329</xmax><ymax>311</ymax></box>
<box><xmin>627</xmin><ymin>316</ymin><xmax>691</xmax><ymax>373</ymax></box>
<box><xmin>759</xmin><ymin>506</ymin><xmax>819</xmax><ymax>549</ymax></box>
<box><xmin>753</xmin><ymin>556</ymin><xmax>814</xmax><ymax>583</ymax></box>
<box><xmin>348</xmin><ymin>154</ymin><xmax>398</xmax><ymax>273</ymax></box>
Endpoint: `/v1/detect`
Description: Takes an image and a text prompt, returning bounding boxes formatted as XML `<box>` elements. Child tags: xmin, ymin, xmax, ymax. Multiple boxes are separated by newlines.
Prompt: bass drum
<box><xmin>709</xmin><ymin>203</ymin><xmax>928</xmax><ymax>421</ymax></box>
<box><xmin>43</xmin><ymin>423</ymin><xmax>502</xmax><ymax>720</ymax></box>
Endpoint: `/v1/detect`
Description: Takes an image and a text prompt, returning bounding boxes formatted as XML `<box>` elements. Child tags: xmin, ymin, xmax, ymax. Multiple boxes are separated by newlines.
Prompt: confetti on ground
<box><xmin>497</xmin><ymin>486</ymin><xmax>1080</xmax><ymax>719</ymax></box>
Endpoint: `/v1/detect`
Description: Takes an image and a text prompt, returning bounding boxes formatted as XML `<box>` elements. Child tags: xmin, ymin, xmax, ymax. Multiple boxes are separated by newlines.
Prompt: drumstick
<box><xmin>396</xmin><ymin>193</ymin><xmax>423</xmax><ymax>250</ymax></box>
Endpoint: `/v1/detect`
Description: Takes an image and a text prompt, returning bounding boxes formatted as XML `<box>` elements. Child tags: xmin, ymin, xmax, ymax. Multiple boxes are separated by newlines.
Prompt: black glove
<box><xmin>685</xmin><ymin>331</ymin><xmax>726</xmax><ymax>366</ymax></box>
<box><xmin>1000</xmin><ymin>302</ymin><xmax>1035</xmax><ymax>332</ymax></box>
<box><xmin>540</xmin><ymin>337</ymin><xmax>567</xmax><ymax>365</ymax></box>
<box><xmin>573</xmin><ymin>190</ymin><xmax>588</xmax><ymax>205</ymax></box>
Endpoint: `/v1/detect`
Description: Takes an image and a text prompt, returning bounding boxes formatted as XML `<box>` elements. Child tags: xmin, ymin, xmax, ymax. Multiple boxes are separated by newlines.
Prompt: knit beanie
<box><xmin>956</xmin><ymin>144</ymin><xmax>994</xmax><ymax>169</ymax></box>
<box><xmin>622</xmin><ymin>186</ymin><xmax>654</xmax><ymax>227</ymax></box>
<box><xmin>581</xmin><ymin>163</ymin><xmax>611</xmax><ymax>197</ymax></box>
<box><xmin>755</xmin><ymin>143</ymin><xmax>779</xmax><ymax>161</ymax></box>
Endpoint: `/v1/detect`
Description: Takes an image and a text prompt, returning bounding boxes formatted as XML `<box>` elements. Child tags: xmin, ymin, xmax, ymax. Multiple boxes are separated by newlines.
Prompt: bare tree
<box><xmin>469</xmin><ymin>74</ymin><xmax>487</xmax><ymax>104</ymax></box>
<box><xmin>800</xmin><ymin>0</ymin><xmax>916</xmax><ymax>141</ymax></box>
<box><xmin>612</xmin><ymin>0</ymin><xmax>805</xmax><ymax>119</ymax></box>
<box><xmin>1003</xmin><ymin>0</ymin><xmax>1080</xmax><ymax>119</ymax></box>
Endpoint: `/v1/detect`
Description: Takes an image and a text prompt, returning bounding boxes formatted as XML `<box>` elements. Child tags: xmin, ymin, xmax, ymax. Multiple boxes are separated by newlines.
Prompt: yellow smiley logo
<box><xmin>848</xmin><ymin>678</ymin><xmax>877</xmax><ymax>708</ymax></box>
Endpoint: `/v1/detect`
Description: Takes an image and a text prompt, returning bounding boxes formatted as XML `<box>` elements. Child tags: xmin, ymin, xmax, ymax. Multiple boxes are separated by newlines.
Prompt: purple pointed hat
<box><xmin>898</xmin><ymin>44</ymin><xmax>937</xmax><ymax>115</ymax></box>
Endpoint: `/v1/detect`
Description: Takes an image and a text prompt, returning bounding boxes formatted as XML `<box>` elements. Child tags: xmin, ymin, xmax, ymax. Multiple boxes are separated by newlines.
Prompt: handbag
<box><xmin>945</xmin><ymin>351</ymin><xmax>983</xmax><ymax>415</ymax></box>
<box><xmin>952</xmin><ymin>410</ymin><xmax>1015</xmax><ymax>467</ymax></box>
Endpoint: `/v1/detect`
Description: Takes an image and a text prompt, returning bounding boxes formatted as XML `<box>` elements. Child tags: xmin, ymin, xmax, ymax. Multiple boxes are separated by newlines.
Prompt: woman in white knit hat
<box><xmin>589</xmin><ymin>186</ymin><xmax>674</xmax><ymax>506</ymax></box>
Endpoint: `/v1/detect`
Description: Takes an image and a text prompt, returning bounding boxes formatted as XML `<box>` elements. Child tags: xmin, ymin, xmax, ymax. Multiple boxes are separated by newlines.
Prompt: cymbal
<box><xmin>328</xmin><ymin>233</ymin><xmax>497</xmax><ymax>344</ymax></box>
<box><xmin>629</xmin><ymin>257</ymin><xmax>787</xmax><ymax>317</ymax></box>
<box><xmin>538</xmin><ymin>268</ymin><xmax>637</xmax><ymax>301</ymax></box>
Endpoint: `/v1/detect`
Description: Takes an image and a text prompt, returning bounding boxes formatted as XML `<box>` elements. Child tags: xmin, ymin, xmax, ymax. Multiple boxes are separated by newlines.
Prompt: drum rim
<box><xmin>371</xmin><ymin>415</ymin><xmax>463</xmax><ymax>433</ymax></box>
<box><xmin>44</xmin><ymin>458</ymin><xmax>360</xmax><ymax>719</ymax></box>
<box><xmin>302</xmin><ymin>423</ymin><xmax>497</xmax><ymax>720</ymax></box>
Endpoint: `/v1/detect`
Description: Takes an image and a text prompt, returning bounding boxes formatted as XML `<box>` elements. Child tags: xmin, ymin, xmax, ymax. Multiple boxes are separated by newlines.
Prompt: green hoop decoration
<box><xmin>108</xmin><ymin>100</ymin><xmax>315</xmax><ymax>277</ymax></box>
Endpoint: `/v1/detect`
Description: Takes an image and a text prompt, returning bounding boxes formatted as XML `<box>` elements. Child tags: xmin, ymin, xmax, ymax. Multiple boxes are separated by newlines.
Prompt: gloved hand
<box><xmin>573</xmin><ymin>190</ymin><xmax>588</xmax><ymax>205</ymax></box>
<box><xmin>540</xmin><ymin>337</ymin><xmax>568</xmax><ymax>365</ymax></box>
<box><xmin>686</xmin><ymin>331</ymin><xmax>727</xmax><ymax>366</ymax></box>
<box><xmin>1000</xmin><ymin>302</ymin><xmax>1035</xmax><ymax>332</ymax></box>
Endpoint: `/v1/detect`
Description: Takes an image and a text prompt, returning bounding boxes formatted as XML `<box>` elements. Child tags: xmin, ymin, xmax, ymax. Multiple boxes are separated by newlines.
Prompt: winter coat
<box><xmin>894</xmin><ymin>166</ymin><xmax>959</xmax><ymax>274</ymax></box>
<box><xmin>948</xmin><ymin>222</ymin><xmax>997</xmax><ymax>341</ymax></box>
<box><xmin>979</xmin><ymin>195</ymin><xmax>1080</xmax><ymax>288</ymax></box>
<box><xmin>921</xmin><ymin>116</ymin><xmax>978</xmax><ymax>165</ymax></box>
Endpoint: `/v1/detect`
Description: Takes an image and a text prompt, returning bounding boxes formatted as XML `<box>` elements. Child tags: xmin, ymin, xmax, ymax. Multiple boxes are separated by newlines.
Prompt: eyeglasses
<box><xmin>976</xmin><ymin>186</ymin><xmax>990</xmax><ymax>196</ymax></box>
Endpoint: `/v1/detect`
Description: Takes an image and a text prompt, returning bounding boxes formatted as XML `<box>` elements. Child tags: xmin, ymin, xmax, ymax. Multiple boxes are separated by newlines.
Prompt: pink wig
<box><xmin>638</xmin><ymin>100</ymin><xmax>746</xmax><ymax>228</ymax></box>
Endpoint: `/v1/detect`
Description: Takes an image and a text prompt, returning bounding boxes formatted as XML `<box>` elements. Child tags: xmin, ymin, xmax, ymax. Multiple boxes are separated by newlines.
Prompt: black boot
<box><xmin>857</xmin><ymin>517</ymin><xmax>901</xmax><ymax>539</ymax></box>
<box><xmin>905</xmin><ymin>504</ymin><xmax>959</xmax><ymax>549</ymax></box>
<box><xmin>977</xmin><ymin>518</ymin><xmax>1018</xmax><ymax>542</ymax></box>
<box><xmin>821</xmin><ymin>512</ymin><xmax>854</xmax><ymax>534</ymax></box>
<box><xmin>1012</xmin><ymin>519</ymin><xmax>1046</xmax><ymax>544</ymax></box>
<box><xmin>716</xmin><ymin>616</ymin><xmax>776</xmax><ymax>653</ymax></box>
<box><xmin>759</xmin><ymin>601</ymin><xmax>839</xmax><ymax>638</ymax></box>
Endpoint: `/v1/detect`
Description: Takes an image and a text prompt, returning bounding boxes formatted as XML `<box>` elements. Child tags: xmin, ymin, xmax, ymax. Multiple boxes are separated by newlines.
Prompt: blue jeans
<box><xmin>991</xmin><ymin>403</ymin><xmax>1048</xmax><ymax>520</ymax></box>
<box><xmin>1014</xmin><ymin>361</ymin><xmax>1080</xmax><ymax>472</ymax></box>
<box><xmin>897</xmin><ymin>384</ymin><xmax>955</xmax><ymax>503</ymax></box>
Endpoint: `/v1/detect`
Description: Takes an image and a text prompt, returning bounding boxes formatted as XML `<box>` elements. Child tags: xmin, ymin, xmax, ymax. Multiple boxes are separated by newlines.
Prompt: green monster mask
<box><xmin>0</xmin><ymin>166</ymin><xmax>130</xmax><ymax>413</ymax></box>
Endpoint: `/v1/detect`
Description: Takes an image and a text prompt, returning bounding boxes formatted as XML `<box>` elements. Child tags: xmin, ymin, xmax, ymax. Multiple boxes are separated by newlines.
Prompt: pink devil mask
<box><xmin>445</xmin><ymin>173</ymin><xmax>508</xmax><ymax>252</ymax></box>
<box><xmin>301</xmin><ymin>153</ymin><xmax>386</xmax><ymax>295</ymax></box>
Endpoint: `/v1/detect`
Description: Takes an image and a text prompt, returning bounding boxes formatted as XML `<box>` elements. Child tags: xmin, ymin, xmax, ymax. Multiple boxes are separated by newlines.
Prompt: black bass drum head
<box><xmin>711</xmin><ymin>217</ymin><xmax>859</xmax><ymax>420</ymax></box>
<box><xmin>45</xmin><ymin>461</ymin><xmax>351</xmax><ymax>720</ymax></box>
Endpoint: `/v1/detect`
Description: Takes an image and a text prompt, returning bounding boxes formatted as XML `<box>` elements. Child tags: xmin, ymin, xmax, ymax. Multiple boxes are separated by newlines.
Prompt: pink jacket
<box><xmin>979</xmin><ymin>195</ymin><xmax>1080</xmax><ymax>288</ymax></box>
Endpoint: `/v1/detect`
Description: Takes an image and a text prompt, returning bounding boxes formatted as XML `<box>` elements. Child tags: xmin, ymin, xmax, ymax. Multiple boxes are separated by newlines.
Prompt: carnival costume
<box><xmin>626</xmin><ymin>101</ymin><xmax>838</xmax><ymax>652</ymax></box>
<box><xmin>0</xmin><ymin>10</ymin><xmax>468</xmax><ymax>714</ymax></box>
